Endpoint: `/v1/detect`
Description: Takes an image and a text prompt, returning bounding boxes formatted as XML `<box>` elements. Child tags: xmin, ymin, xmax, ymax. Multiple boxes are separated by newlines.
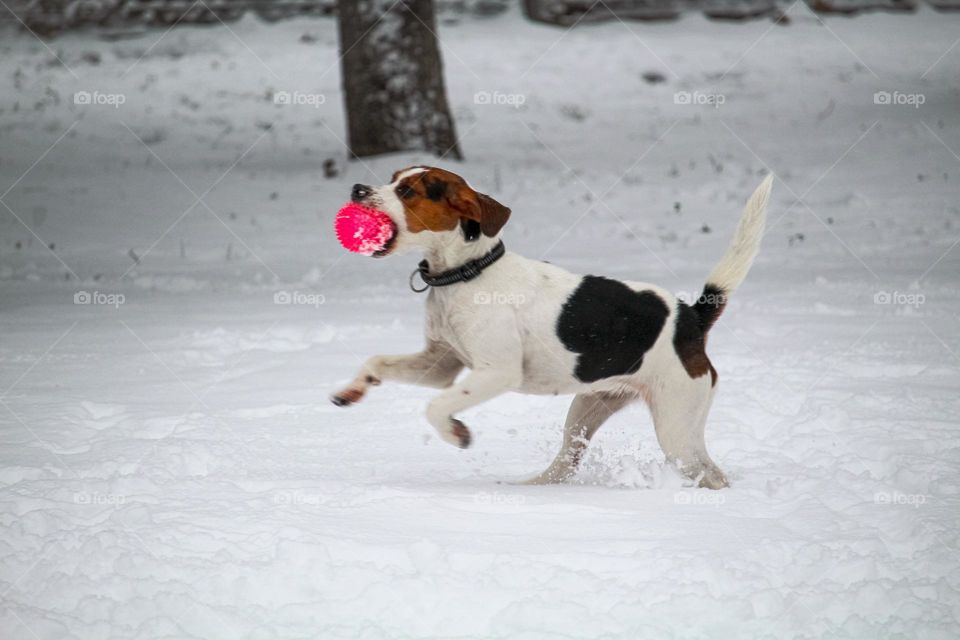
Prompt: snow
<box><xmin>1</xmin><ymin>4</ymin><xmax>959</xmax><ymax>638</ymax></box>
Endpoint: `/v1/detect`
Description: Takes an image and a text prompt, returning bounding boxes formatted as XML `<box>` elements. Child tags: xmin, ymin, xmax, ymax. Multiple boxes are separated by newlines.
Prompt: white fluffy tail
<box><xmin>705</xmin><ymin>174</ymin><xmax>772</xmax><ymax>294</ymax></box>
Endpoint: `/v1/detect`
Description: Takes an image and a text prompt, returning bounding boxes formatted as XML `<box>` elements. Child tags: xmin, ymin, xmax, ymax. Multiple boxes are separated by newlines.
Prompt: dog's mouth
<box><xmin>372</xmin><ymin>222</ymin><xmax>398</xmax><ymax>258</ymax></box>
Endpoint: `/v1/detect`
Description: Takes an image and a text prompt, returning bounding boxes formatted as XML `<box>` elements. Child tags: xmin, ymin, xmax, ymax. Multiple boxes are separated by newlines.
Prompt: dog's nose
<box><xmin>351</xmin><ymin>184</ymin><xmax>371</xmax><ymax>202</ymax></box>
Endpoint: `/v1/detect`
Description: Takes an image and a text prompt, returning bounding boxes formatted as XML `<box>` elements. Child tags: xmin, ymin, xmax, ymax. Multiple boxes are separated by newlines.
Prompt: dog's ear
<box><xmin>449</xmin><ymin>185</ymin><xmax>511</xmax><ymax>238</ymax></box>
<box><xmin>476</xmin><ymin>192</ymin><xmax>511</xmax><ymax>237</ymax></box>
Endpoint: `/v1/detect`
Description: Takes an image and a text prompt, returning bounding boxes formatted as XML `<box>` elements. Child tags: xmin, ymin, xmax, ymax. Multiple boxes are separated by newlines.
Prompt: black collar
<box><xmin>410</xmin><ymin>241</ymin><xmax>505</xmax><ymax>292</ymax></box>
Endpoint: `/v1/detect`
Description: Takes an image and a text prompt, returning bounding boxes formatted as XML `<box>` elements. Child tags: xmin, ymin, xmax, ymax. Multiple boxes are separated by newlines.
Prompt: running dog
<box><xmin>332</xmin><ymin>167</ymin><xmax>772</xmax><ymax>488</ymax></box>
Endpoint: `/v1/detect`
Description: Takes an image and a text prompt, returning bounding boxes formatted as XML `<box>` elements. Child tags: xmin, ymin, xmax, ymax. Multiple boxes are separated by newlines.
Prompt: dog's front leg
<box><xmin>425</xmin><ymin>366</ymin><xmax>521</xmax><ymax>448</ymax></box>
<box><xmin>331</xmin><ymin>341</ymin><xmax>463</xmax><ymax>407</ymax></box>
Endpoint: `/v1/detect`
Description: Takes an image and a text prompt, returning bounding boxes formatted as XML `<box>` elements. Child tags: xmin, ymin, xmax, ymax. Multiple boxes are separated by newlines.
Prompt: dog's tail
<box><xmin>693</xmin><ymin>174</ymin><xmax>772</xmax><ymax>334</ymax></box>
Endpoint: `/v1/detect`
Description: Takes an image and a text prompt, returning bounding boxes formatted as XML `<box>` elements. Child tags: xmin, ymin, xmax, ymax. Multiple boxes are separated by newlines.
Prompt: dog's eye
<box><xmin>395</xmin><ymin>184</ymin><xmax>415</xmax><ymax>199</ymax></box>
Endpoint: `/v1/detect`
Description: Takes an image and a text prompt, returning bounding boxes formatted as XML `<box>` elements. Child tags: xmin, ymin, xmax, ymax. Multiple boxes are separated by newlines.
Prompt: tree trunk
<box><xmin>337</xmin><ymin>0</ymin><xmax>462</xmax><ymax>160</ymax></box>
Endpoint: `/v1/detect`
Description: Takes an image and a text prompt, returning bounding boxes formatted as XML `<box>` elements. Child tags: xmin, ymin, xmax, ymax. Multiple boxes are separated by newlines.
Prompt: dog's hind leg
<box><xmin>523</xmin><ymin>392</ymin><xmax>634</xmax><ymax>485</ymax></box>
<box><xmin>648</xmin><ymin>370</ymin><xmax>728</xmax><ymax>489</ymax></box>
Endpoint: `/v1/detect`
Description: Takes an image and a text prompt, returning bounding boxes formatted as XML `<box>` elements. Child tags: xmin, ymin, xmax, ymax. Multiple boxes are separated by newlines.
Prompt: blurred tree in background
<box><xmin>337</xmin><ymin>0</ymin><xmax>462</xmax><ymax>160</ymax></box>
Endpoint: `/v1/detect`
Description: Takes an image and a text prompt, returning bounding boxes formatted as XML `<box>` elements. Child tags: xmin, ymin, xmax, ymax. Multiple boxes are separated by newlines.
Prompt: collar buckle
<box><xmin>459</xmin><ymin>263</ymin><xmax>480</xmax><ymax>281</ymax></box>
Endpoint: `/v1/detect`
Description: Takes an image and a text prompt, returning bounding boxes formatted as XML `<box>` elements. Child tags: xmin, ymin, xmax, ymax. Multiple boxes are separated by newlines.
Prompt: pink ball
<box><xmin>334</xmin><ymin>203</ymin><xmax>396</xmax><ymax>255</ymax></box>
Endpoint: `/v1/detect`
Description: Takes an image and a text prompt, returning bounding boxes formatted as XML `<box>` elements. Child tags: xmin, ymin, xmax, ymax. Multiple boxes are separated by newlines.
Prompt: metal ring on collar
<box><xmin>409</xmin><ymin>267</ymin><xmax>430</xmax><ymax>293</ymax></box>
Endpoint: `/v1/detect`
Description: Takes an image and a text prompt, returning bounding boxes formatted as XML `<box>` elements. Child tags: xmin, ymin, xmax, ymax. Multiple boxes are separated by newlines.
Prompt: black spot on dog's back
<box><xmin>556</xmin><ymin>276</ymin><xmax>669</xmax><ymax>383</ymax></box>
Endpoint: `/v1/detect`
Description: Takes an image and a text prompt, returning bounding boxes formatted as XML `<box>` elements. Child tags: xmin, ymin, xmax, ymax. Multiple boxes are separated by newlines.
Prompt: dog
<box><xmin>332</xmin><ymin>166</ymin><xmax>772</xmax><ymax>488</ymax></box>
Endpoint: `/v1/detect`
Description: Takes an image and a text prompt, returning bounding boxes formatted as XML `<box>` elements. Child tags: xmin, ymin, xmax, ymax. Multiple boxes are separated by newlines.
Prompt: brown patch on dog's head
<box><xmin>392</xmin><ymin>167</ymin><xmax>511</xmax><ymax>238</ymax></box>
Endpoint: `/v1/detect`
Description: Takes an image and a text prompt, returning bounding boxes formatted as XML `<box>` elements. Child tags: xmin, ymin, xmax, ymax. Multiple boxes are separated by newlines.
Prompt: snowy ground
<box><xmin>1</xmin><ymin>4</ymin><xmax>959</xmax><ymax>638</ymax></box>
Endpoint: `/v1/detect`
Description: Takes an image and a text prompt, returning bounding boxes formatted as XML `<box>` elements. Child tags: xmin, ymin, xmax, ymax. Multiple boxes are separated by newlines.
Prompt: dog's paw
<box><xmin>697</xmin><ymin>466</ymin><xmax>729</xmax><ymax>490</ymax></box>
<box><xmin>439</xmin><ymin>418</ymin><xmax>472</xmax><ymax>449</ymax></box>
<box><xmin>518</xmin><ymin>468</ymin><xmax>574</xmax><ymax>485</ymax></box>
<box><xmin>686</xmin><ymin>462</ymin><xmax>729</xmax><ymax>490</ymax></box>
<box><xmin>331</xmin><ymin>387</ymin><xmax>364</xmax><ymax>407</ymax></box>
